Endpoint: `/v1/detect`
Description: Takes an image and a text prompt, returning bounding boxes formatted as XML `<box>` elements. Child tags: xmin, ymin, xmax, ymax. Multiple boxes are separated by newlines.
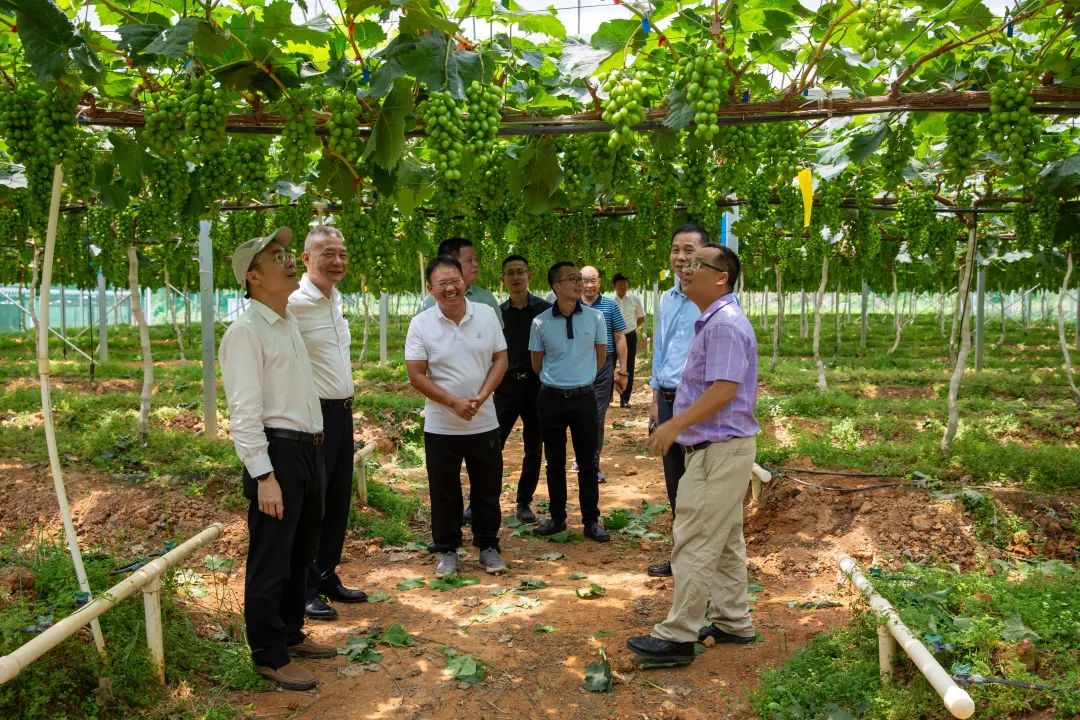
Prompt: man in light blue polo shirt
<box><xmin>528</xmin><ymin>262</ymin><xmax>610</xmax><ymax>543</ymax></box>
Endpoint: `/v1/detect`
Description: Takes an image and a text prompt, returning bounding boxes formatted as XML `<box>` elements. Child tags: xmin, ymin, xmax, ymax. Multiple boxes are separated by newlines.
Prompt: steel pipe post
<box><xmin>198</xmin><ymin>220</ymin><xmax>216</xmax><ymax>438</ymax></box>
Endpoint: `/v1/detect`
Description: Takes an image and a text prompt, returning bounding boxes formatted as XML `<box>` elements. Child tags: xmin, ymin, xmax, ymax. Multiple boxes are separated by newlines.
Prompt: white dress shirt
<box><xmin>614</xmin><ymin>291</ymin><xmax>645</xmax><ymax>332</ymax></box>
<box><xmin>219</xmin><ymin>300</ymin><xmax>323</xmax><ymax>477</ymax></box>
<box><xmin>404</xmin><ymin>300</ymin><xmax>507</xmax><ymax>435</ymax></box>
<box><xmin>288</xmin><ymin>275</ymin><xmax>355</xmax><ymax>400</ymax></box>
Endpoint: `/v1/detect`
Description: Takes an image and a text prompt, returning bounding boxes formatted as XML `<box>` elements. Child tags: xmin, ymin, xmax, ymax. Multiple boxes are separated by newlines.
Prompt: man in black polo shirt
<box><xmin>494</xmin><ymin>255</ymin><xmax>551</xmax><ymax>523</ymax></box>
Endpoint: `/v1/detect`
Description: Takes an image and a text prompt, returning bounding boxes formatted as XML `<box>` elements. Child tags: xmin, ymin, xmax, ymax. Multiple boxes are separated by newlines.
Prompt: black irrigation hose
<box><xmin>953</xmin><ymin>675</ymin><xmax>1079</xmax><ymax>693</ymax></box>
<box><xmin>764</xmin><ymin>464</ymin><xmax>909</xmax><ymax>494</ymax></box>
<box><xmin>773</xmin><ymin>465</ymin><xmax>898</xmax><ymax>478</ymax></box>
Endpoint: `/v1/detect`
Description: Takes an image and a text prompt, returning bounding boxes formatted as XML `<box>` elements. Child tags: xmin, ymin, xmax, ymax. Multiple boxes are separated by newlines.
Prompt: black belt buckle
<box><xmin>510</xmin><ymin>371</ymin><xmax>531</xmax><ymax>381</ymax></box>
<box><xmin>313</xmin><ymin>432</ymin><xmax>325</xmax><ymax>446</ymax></box>
<box><xmin>321</xmin><ymin>397</ymin><xmax>353</xmax><ymax>410</ymax></box>
<box><xmin>683</xmin><ymin>441</ymin><xmax>711</xmax><ymax>455</ymax></box>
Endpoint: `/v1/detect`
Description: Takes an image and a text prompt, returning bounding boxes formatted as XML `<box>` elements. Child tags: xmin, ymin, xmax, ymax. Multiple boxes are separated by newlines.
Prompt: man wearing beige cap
<box><xmin>219</xmin><ymin>226</ymin><xmax>338</xmax><ymax>691</ymax></box>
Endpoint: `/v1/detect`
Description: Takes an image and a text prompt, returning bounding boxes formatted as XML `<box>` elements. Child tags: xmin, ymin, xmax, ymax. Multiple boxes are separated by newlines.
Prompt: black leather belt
<box><xmin>320</xmin><ymin>397</ymin><xmax>353</xmax><ymax>409</ymax></box>
<box><xmin>265</xmin><ymin>428</ymin><xmax>325</xmax><ymax>445</ymax></box>
<box><xmin>507</xmin><ymin>370</ymin><xmax>534</xmax><ymax>381</ymax></box>
<box><xmin>660</xmin><ymin>387</ymin><xmax>677</xmax><ymax>404</ymax></box>
<box><xmin>541</xmin><ymin>383</ymin><xmax>593</xmax><ymax>398</ymax></box>
<box><xmin>682</xmin><ymin>441</ymin><xmax>712</xmax><ymax>455</ymax></box>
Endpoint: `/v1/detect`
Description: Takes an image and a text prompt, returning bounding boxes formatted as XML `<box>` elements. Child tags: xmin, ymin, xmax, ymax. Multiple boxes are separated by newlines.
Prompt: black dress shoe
<box><xmin>583</xmin><ymin>523</ymin><xmax>610</xmax><ymax>542</ymax></box>
<box><xmin>626</xmin><ymin>634</ymin><xmax>694</xmax><ymax>663</ymax></box>
<box><xmin>647</xmin><ymin>560</ymin><xmax>673</xmax><ymax>577</ymax></box>
<box><xmin>532</xmin><ymin>520</ymin><xmax>567</xmax><ymax>536</ymax></box>
<box><xmin>462</xmin><ymin>506</ymin><xmax>473</xmax><ymax>526</ymax></box>
<box><xmin>515</xmin><ymin>504</ymin><xmax>537</xmax><ymax>524</ymax></box>
<box><xmin>698</xmin><ymin>624</ymin><xmax>756</xmax><ymax>644</ymax></box>
<box><xmin>304</xmin><ymin>597</ymin><xmax>338</xmax><ymax>621</ymax></box>
<box><xmin>319</xmin><ymin>584</ymin><xmax>367</xmax><ymax>603</ymax></box>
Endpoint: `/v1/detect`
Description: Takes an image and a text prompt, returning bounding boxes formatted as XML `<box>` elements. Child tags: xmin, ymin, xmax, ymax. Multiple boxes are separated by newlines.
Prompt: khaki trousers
<box><xmin>653</xmin><ymin>435</ymin><xmax>756</xmax><ymax>643</ymax></box>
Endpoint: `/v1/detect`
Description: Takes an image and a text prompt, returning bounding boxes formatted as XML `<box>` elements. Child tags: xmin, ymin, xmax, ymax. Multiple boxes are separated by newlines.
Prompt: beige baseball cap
<box><xmin>231</xmin><ymin>226</ymin><xmax>294</xmax><ymax>288</ymax></box>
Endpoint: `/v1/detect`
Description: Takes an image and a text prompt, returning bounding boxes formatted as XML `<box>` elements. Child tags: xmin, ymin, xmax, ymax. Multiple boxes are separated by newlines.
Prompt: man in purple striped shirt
<box><xmin>628</xmin><ymin>244</ymin><xmax>760</xmax><ymax>665</ymax></box>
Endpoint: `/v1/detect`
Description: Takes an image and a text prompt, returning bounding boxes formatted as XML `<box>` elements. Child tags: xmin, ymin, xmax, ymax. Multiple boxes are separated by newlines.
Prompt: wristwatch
<box><xmin>253</xmin><ymin>471</ymin><xmax>272</xmax><ymax>482</ymax></box>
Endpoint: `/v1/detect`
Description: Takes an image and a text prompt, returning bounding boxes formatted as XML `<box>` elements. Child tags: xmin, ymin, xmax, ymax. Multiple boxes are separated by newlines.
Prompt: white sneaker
<box><xmin>436</xmin><ymin>552</ymin><xmax>459</xmax><ymax>577</ymax></box>
<box><xmin>478</xmin><ymin>547</ymin><xmax>507</xmax><ymax>575</ymax></box>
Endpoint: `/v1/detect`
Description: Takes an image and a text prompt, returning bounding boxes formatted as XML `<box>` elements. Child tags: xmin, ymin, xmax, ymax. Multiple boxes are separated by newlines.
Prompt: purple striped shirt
<box><xmin>674</xmin><ymin>294</ymin><xmax>760</xmax><ymax>445</ymax></box>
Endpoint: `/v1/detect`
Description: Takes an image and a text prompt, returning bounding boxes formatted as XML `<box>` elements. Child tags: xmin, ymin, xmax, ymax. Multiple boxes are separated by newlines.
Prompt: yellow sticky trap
<box><xmin>797</xmin><ymin>168</ymin><xmax>813</xmax><ymax>228</ymax></box>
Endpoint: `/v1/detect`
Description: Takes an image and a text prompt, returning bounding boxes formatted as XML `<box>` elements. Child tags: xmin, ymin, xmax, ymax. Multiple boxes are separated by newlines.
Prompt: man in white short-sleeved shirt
<box><xmin>405</xmin><ymin>256</ymin><xmax>508</xmax><ymax>578</ymax></box>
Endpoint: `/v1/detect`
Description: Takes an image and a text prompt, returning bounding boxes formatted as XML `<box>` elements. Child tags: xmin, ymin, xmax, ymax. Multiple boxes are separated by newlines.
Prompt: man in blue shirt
<box><xmin>580</xmin><ymin>266</ymin><xmax>627</xmax><ymax>483</ymax></box>
<box><xmin>646</xmin><ymin>224</ymin><xmax>711</xmax><ymax>577</ymax></box>
<box><xmin>528</xmin><ymin>262</ymin><xmax>611</xmax><ymax>542</ymax></box>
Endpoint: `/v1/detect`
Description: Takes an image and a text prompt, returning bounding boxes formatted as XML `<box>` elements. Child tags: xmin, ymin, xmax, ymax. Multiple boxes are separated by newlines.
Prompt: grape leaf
<box><xmin>395</xmin><ymin>577</ymin><xmax>426</xmax><ymax>591</ymax></box>
<box><xmin>377</xmin><ymin>624</ymin><xmax>414</xmax><ymax>647</ymax></box>
<box><xmin>443</xmin><ymin>652</ymin><xmax>486</xmax><ymax>683</ymax></box>
<box><xmin>339</xmin><ymin>636</ymin><xmax>382</xmax><ymax>663</ymax></box>
<box><xmin>582</xmin><ymin>656</ymin><xmax>613</xmax><ymax>692</ymax></box>
<box><xmin>143</xmin><ymin>17</ymin><xmax>204</xmax><ymax>58</ymax></box>
<box><xmin>430</xmin><ymin>574</ymin><xmax>481</xmax><ymax>591</ymax></box>
<box><xmin>576</xmin><ymin>583</ymin><xmax>607</xmax><ymax>598</ymax></box>
<box><xmin>366</xmin><ymin>590</ymin><xmax>393</xmax><ymax>603</ymax></box>
<box><xmin>16</xmin><ymin>0</ymin><xmax>102</xmax><ymax>82</ymax></box>
<box><xmin>557</xmin><ymin>39</ymin><xmax>610</xmax><ymax>81</ymax></box>
<box><xmin>364</xmin><ymin>76</ymin><xmax>414</xmax><ymax>171</ymax></box>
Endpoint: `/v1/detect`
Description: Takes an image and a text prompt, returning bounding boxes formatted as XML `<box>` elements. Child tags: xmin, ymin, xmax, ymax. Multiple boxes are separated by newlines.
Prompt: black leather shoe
<box><xmin>583</xmin><ymin>523</ymin><xmax>610</xmax><ymax>543</ymax></box>
<box><xmin>647</xmin><ymin>560</ymin><xmax>673</xmax><ymax>577</ymax></box>
<box><xmin>532</xmin><ymin>520</ymin><xmax>567</xmax><ymax>536</ymax></box>
<box><xmin>319</xmin><ymin>584</ymin><xmax>367</xmax><ymax>603</ymax></box>
<box><xmin>698</xmin><ymin>624</ymin><xmax>756</xmax><ymax>644</ymax></box>
<box><xmin>515</xmin><ymin>504</ymin><xmax>537</xmax><ymax>524</ymax></box>
<box><xmin>462</xmin><ymin>506</ymin><xmax>473</xmax><ymax>526</ymax></box>
<box><xmin>626</xmin><ymin>635</ymin><xmax>694</xmax><ymax>663</ymax></box>
<box><xmin>304</xmin><ymin>597</ymin><xmax>338</xmax><ymax>621</ymax></box>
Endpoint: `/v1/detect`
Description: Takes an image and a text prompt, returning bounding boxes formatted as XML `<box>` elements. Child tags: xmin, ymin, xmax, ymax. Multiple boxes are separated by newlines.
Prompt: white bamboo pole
<box><xmin>770</xmin><ymin>263</ymin><xmax>782</xmax><ymax>371</ymax></box>
<box><xmin>97</xmin><ymin>270</ymin><xmax>108</xmax><ymax>361</ymax></box>
<box><xmin>35</xmin><ymin>164</ymin><xmax>106</xmax><ymax>655</ymax></box>
<box><xmin>359</xmin><ymin>273</ymin><xmax>370</xmax><ymax>365</ymax></box>
<box><xmin>974</xmin><ymin>267</ymin><xmax>986</xmax><ymax>372</ymax></box>
<box><xmin>165</xmin><ymin>269</ymin><xmax>186</xmax><ymax>361</ymax></box>
<box><xmin>198</xmin><ymin>220</ymin><xmax>216</xmax><ymax>438</ymax></box>
<box><xmin>353</xmin><ymin>441</ymin><xmax>377</xmax><ymax>507</ymax></box>
<box><xmin>143</xmin><ymin>574</ymin><xmax>164</xmax><ymax>684</ymax></box>
<box><xmin>379</xmin><ymin>291</ymin><xmax>388</xmax><ymax>363</ymax></box>
<box><xmin>837</xmin><ymin>553</ymin><xmax>974</xmax><ymax>719</ymax></box>
<box><xmin>128</xmin><ymin>245</ymin><xmax>154</xmax><ymax>441</ymax></box>
<box><xmin>943</xmin><ymin>224</ymin><xmax>978</xmax><ymax>453</ymax></box>
<box><xmin>1057</xmin><ymin>252</ymin><xmax>1080</xmax><ymax>407</ymax></box>
<box><xmin>813</xmin><ymin>256</ymin><xmax>829</xmax><ymax>392</ymax></box>
<box><xmin>859</xmin><ymin>279</ymin><xmax>869</xmax><ymax>352</ymax></box>
<box><xmin>887</xmin><ymin>267</ymin><xmax>902</xmax><ymax>355</ymax></box>
<box><xmin>0</xmin><ymin>524</ymin><xmax>223</xmax><ymax>685</ymax></box>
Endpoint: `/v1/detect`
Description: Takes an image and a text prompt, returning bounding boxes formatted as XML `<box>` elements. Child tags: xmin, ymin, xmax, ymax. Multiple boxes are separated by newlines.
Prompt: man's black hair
<box><xmin>707</xmin><ymin>245</ymin><xmax>741</xmax><ymax>289</ymax></box>
<box><xmin>612</xmin><ymin>273</ymin><xmax>628</xmax><ymax>285</ymax></box>
<box><xmin>426</xmin><ymin>255</ymin><xmax>463</xmax><ymax>282</ymax></box>
<box><xmin>671</xmin><ymin>223</ymin><xmax>712</xmax><ymax>246</ymax></box>
<box><xmin>436</xmin><ymin>237</ymin><xmax>474</xmax><ymax>258</ymax></box>
<box><xmin>547</xmin><ymin>261</ymin><xmax>576</xmax><ymax>290</ymax></box>
<box><xmin>502</xmin><ymin>254</ymin><xmax>529</xmax><ymax>271</ymax></box>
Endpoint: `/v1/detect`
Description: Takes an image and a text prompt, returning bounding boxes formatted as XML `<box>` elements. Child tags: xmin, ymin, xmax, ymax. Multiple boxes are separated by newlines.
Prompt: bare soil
<box><xmin>1</xmin><ymin>384</ymin><xmax>1074</xmax><ymax>720</ymax></box>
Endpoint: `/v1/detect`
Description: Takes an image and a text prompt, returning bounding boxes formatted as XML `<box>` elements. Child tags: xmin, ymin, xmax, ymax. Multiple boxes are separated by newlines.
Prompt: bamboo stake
<box><xmin>887</xmin><ymin>267</ymin><xmax>902</xmax><ymax>355</ymax></box>
<box><xmin>942</xmin><ymin>223</ymin><xmax>978</xmax><ymax>453</ymax></box>
<box><xmin>359</xmin><ymin>273</ymin><xmax>370</xmax><ymax>367</ymax></box>
<box><xmin>1057</xmin><ymin>252</ymin><xmax>1080</xmax><ymax>408</ymax></box>
<box><xmin>36</xmin><ymin>164</ymin><xmax>106</xmax><ymax>654</ymax></box>
<box><xmin>128</xmin><ymin>245</ymin><xmax>154</xmax><ymax>441</ymax></box>
<box><xmin>165</xmin><ymin>269</ymin><xmax>186</xmax><ymax>361</ymax></box>
<box><xmin>995</xmin><ymin>282</ymin><xmax>1007</xmax><ymax>350</ymax></box>
<box><xmin>771</xmin><ymin>264</ymin><xmax>783</xmax><ymax>371</ymax></box>
<box><xmin>833</xmin><ymin>282</ymin><xmax>841</xmax><ymax>355</ymax></box>
<box><xmin>813</xmin><ymin>256</ymin><xmax>829</xmax><ymax>392</ymax></box>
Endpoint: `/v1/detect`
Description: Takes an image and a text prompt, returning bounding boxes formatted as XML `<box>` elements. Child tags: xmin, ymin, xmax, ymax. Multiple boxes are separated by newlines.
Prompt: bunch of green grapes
<box><xmin>681</xmin><ymin>141</ymin><xmax>717</xmax><ymax>229</ymax></box>
<box><xmin>0</xmin><ymin>86</ymin><xmax>42</xmax><ymax>165</ymax></box>
<box><xmin>777</xmin><ymin>183</ymin><xmax>804</xmax><ymax>236</ymax></box>
<box><xmin>181</xmin><ymin>75</ymin><xmax>229</xmax><ymax>162</ymax></box>
<box><xmin>851</xmin><ymin>182</ymin><xmax>882</xmax><ymax>267</ymax></box>
<box><xmin>325</xmin><ymin>90</ymin><xmax>364</xmax><ymax>167</ymax></box>
<box><xmin>418</xmin><ymin>91</ymin><xmax>466</xmax><ymax>181</ymax></box>
<box><xmin>714</xmin><ymin>124</ymin><xmax>763</xmax><ymax>190</ymax></box>
<box><xmin>143</xmin><ymin>94</ymin><xmax>185</xmax><ymax>157</ymax></box>
<box><xmin>196</xmin><ymin>151</ymin><xmax>241</xmax><ymax>205</ymax></box>
<box><xmin>1032</xmin><ymin>182</ymin><xmax>1059</xmax><ymax>241</ymax></box>
<box><xmin>559</xmin><ymin>135</ymin><xmax>595</xmax><ymax>208</ymax></box>
<box><xmin>273</xmin><ymin>195</ymin><xmax>314</xmax><ymax>240</ymax></box>
<box><xmin>601</xmin><ymin>72</ymin><xmax>646</xmax><ymax>149</ymax></box>
<box><xmin>1012</xmin><ymin>203</ymin><xmax>1034</xmax><ymax>252</ymax></box>
<box><xmin>0</xmin><ymin>203</ymin><xmax>27</xmax><ymax>242</ymax></box>
<box><xmin>141</xmin><ymin>156</ymin><xmax>191</xmax><ymax>240</ymax></box>
<box><xmin>225</xmin><ymin>209</ymin><xmax>270</xmax><ymax>247</ymax></box>
<box><xmin>677</xmin><ymin>43</ymin><xmax>726</xmax><ymax>140</ymax></box>
<box><xmin>854</xmin><ymin>2</ymin><xmax>903</xmax><ymax>62</ymax></box>
<box><xmin>465</xmin><ymin>81</ymin><xmax>501</xmax><ymax>166</ymax></box>
<box><xmin>763</xmin><ymin>123</ymin><xmax>801</xmax><ymax>184</ymax></box>
<box><xmin>277</xmin><ymin>94</ymin><xmax>318</xmax><ymax>179</ymax></box>
<box><xmin>814</xmin><ymin>180</ymin><xmax>843</xmax><ymax>235</ymax></box>
<box><xmin>881</xmin><ymin>121</ymin><xmax>915</xmax><ymax>189</ymax></box>
<box><xmin>231</xmin><ymin>137</ymin><xmax>271</xmax><ymax>201</ymax></box>
<box><xmin>63</xmin><ymin>129</ymin><xmax>99</xmax><ymax>202</ymax></box>
<box><xmin>941</xmin><ymin>113</ymin><xmax>979</xmax><ymax>185</ymax></box>
<box><xmin>985</xmin><ymin>74</ymin><xmax>1043</xmax><ymax>181</ymax></box>
<box><xmin>33</xmin><ymin>86</ymin><xmax>79</xmax><ymax>166</ymax></box>
<box><xmin>896</xmin><ymin>187</ymin><xmax>935</xmax><ymax>257</ymax></box>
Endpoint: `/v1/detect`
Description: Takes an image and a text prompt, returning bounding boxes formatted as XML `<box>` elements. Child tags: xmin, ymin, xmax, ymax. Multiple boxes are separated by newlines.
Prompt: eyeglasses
<box><xmin>580</xmin><ymin>276</ymin><xmax>600</xmax><ymax>285</ymax></box>
<box><xmin>686</xmin><ymin>259</ymin><xmax>726</xmax><ymax>274</ymax></box>
<box><xmin>556</xmin><ymin>275</ymin><xmax>584</xmax><ymax>285</ymax></box>
<box><xmin>253</xmin><ymin>251</ymin><xmax>295</xmax><ymax>268</ymax></box>
<box><xmin>432</xmin><ymin>277</ymin><xmax>464</xmax><ymax>289</ymax></box>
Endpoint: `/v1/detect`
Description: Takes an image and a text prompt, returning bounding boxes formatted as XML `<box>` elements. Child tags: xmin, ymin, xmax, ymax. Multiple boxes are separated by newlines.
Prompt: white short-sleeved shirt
<box><xmin>288</xmin><ymin>275</ymin><xmax>354</xmax><ymax>400</ymax></box>
<box><xmin>405</xmin><ymin>300</ymin><xmax>507</xmax><ymax>435</ymax></box>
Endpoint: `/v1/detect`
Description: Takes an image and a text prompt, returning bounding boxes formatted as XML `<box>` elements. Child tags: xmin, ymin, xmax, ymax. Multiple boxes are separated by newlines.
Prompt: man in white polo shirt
<box><xmin>288</xmin><ymin>225</ymin><xmax>367</xmax><ymax>622</ymax></box>
<box><xmin>406</xmin><ymin>256</ymin><xmax>508</xmax><ymax>577</ymax></box>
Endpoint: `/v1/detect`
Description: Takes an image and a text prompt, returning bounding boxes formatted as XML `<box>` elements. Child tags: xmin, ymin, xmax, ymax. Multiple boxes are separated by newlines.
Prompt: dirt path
<box><xmin>0</xmin><ymin>392</ymin><xmax>1004</xmax><ymax>720</ymax></box>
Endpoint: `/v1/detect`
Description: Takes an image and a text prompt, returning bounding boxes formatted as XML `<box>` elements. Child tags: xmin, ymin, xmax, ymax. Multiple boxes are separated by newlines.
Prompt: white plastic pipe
<box><xmin>143</xmin><ymin>575</ymin><xmax>164</xmax><ymax>684</ymax></box>
<box><xmin>36</xmin><ymin>164</ymin><xmax>106</xmax><ymax>656</ymax></box>
<box><xmin>354</xmin><ymin>441</ymin><xmax>377</xmax><ymax>506</ymax></box>
<box><xmin>837</xmin><ymin>553</ymin><xmax>975</xmax><ymax>719</ymax></box>
<box><xmin>750</xmin><ymin>463</ymin><xmax>771</xmax><ymax>504</ymax></box>
<box><xmin>0</xmin><ymin>523</ymin><xmax>224</xmax><ymax>685</ymax></box>
<box><xmin>198</xmin><ymin>220</ymin><xmax>216</xmax><ymax>438</ymax></box>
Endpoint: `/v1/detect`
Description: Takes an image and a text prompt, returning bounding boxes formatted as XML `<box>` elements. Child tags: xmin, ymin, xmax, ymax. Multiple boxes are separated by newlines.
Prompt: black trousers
<box><xmin>243</xmin><ymin>437</ymin><xmax>324</xmax><ymax>669</ymax></box>
<box><xmin>618</xmin><ymin>330</ymin><xmax>638</xmax><ymax>406</ymax></box>
<box><xmin>425</xmin><ymin>429</ymin><xmax>502</xmax><ymax>552</ymax></box>
<box><xmin>307</xmin><ymin>402</ymin><xmax>354</xmax><ymax>600</ymax></box>
<box><xmin>591</xmin><ymin>355</ymin><xmax>615</xmax><ymax>469</ymax></box>
<box><xmin>658</xmin><ymin>389</ymin><xmax>686</xmax><ymax>512</ymax></box>
<box><xmin>494</xmin><ymin>372</ymin><xmax>543</xmax><ymax>506</ymax></box>
<box><xmin>538</xmin><ymin>387</ymin><xmax>600</xmax><ymax>525</ymax></box>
